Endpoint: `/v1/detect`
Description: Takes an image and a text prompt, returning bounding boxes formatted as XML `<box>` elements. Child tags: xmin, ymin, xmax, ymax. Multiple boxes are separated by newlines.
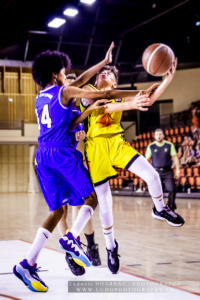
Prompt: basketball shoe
<box><xmin>65</xmin><ymin>253</ymin><xmax>85</xmax><ymax>276</ymax></box>
<box><xmin>152</xmin><ymin>206</ymin><xmax>184</xmax><ymax>226</ymax></box>
<box><xmin>87</xmin><ymin>244</ymin><xmax>101</xmax><ymax>266</ymax></box>
<box><xmin>106</xmin><ymin>240</ymin><xmax>120</xmax><ymax>274</ymax></box>
<box><xmin>59</xmin><ymin>231</ymin><xmax>92</xmax><ymax>267</ymax></box>
<box><xmin>13</xmin><ymin>259</ymin><xmax>48</xmax><ymax>292</ymax></box>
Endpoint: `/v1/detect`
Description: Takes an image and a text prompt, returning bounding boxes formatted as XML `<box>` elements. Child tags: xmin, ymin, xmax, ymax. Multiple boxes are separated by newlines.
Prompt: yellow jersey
<box><xmin>80</xmin><ymin>84</ymin><xmax>124</xmax><ymax>138</ymax></box>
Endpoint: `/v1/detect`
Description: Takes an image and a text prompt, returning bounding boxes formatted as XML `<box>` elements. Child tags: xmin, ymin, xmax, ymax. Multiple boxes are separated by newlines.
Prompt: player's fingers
<box><xmin>137</xmin><ymin>98</ymin><xmax>150</xmax><ymax>104</ymax></box>
<box><xmin>139</xmin><ymin>107</ymin><xmax>149</xmax><ymax>111</ymax></box>
<box><xmin>96</xmin><ymin>99</ymin><xmax>111</xmax><ymax>106</ymax></box>
<box><xmin>109</xmin><ymin>41</ymin><xmax>115</xmax><ymax>50</ymax></box>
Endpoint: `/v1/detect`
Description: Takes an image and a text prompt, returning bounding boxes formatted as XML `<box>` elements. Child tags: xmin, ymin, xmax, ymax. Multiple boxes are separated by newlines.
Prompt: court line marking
<box><xmin>18</xmin><ymin>239</ymin><xmax>200</xmax><ymax>296</ymax></box>
<box><xmin>121</xmin><ymin>267</ymin><xmax>200</xmax><ymax>296</ymax></box>
<box><xmin>0</xmin><ymin>294</ymin><xmax>22</xmax><ymax>300</ymax></box>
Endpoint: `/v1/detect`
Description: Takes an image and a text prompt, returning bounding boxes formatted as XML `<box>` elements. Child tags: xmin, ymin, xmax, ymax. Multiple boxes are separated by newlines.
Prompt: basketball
<box><xmin>142</xmin><ymin>43</ymin><xmax>175</xmax><ymax>76</ymax></box>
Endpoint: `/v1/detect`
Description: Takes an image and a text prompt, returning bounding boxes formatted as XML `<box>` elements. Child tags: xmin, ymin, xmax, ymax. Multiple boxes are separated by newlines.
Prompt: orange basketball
<box><xmin>142</xmin><ymin>43</ymin><xmax>175</xmax><ymax>76</ymax></box>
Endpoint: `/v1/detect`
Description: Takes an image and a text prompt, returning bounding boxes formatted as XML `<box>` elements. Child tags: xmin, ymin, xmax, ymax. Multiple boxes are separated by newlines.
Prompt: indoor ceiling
<box><xmin>0</xmin><ymin>0</ymin><xmax>199</xmax><ymax>83</ymax></box>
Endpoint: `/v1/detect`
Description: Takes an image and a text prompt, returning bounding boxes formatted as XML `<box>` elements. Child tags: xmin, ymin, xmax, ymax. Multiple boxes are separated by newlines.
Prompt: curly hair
<box><xmin>32</xmin><ymin>50</ymin><xmax>71</xmax><ymax>88</ymax></box>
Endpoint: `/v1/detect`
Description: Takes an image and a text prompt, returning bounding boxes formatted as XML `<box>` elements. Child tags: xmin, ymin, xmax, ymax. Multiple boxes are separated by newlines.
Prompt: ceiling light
<box><xmin>48</xmin><ymin>18</ymin><xmax>66</xmax><ymax>28</ymax></box>
<box><xmin>80</xmin><ymin>0</ymin><xmax>96</xmax><ymax>5</ymax></box>
<box><xmin>63</xmin><ymin>8</ymin><xmax>78</xmax><ymax>17</ymax></box>
<box><xmin>196</xmin><ymin>21</ymin><xmax>200</xmax><ymax>26</ymax></box>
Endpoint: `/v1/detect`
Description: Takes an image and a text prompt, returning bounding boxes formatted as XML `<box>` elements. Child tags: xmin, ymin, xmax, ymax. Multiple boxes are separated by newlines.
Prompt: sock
<box><xmin>27</xmin><ymin>227</ymin><xmax>51</xmax><ymax>266</ymax></box>
<box><xmin>71</xmin><ymin>205</ymin><xmax>93</xmax><ymax>238</ymax></box>
<box><xmin>152</xmin><ymin>195</ymin><xmax>165</xmax><ymax>212</ymax></box>
<box><xmin>84</xmin><ymin>232</ymin><xmax>95</xmax><ymax>248</ymax></box>
<box><xmin>103</xmin><ymin>228</ymin><xmax>115</xmax><ymax>251</ymax></box>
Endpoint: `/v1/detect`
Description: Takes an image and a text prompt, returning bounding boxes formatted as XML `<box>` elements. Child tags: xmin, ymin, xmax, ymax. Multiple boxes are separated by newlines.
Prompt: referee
<box><xmin>145</xmin><ymin>128</ymin><xmax>180</xmax><ymax>211</ymax></box>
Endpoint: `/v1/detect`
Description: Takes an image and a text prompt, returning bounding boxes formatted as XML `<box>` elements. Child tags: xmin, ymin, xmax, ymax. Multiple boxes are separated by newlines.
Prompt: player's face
<box><xmin>96</xmin><ymin>69</ymin><xmax>117</xmax><ymax>88</ymax></box>
<box><xmin>56</xmin><ymin>68</ymin><xmax>66</xmax><ymax>85</ymax></box>
<box><xmin>154</xmin><ymin>130</ymin><xmax>164</xmax><ymax>142</ymax></box>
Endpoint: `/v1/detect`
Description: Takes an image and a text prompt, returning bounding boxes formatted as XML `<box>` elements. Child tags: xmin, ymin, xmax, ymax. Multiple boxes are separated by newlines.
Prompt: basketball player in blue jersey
<box><xmin>13</xmin><ymin>46</ymin><xmax>152</xmax><ymax>292</ymax></box>
<box><xmin>58</xmin><ymin>74</ymin><xmax>101</xmax><ymax>276</ymax></box>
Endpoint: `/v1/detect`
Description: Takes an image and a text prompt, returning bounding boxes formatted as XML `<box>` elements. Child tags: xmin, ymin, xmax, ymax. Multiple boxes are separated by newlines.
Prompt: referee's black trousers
<box><xmin>156</xmin><ymin>169</ymin><xmax>177</xmax><ymax>210</ymax></box>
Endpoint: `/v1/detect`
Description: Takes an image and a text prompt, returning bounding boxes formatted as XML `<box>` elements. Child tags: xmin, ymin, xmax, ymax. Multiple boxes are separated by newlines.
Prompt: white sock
<box><xmin>27</xmin><ymin>227</ymin><xmax>51</xmax><ymax>266</ymax></box>
<box><xmin>103</xmin><ymin>228</ymin><xmax>115</xmax><ymax>251</ymax></box>
<box><xmin>128</xmin><ymin>155</ymin><xmax>165</xmax><ymax>211</ymax></box>
<box><xmin>71</xmin><ymin>205</ymin><xmax>93</xmax><ymax>238</ymax></box>
<box><xmin>152</xmin><ymin>195</ymin><xmax>164</xmax><ymax>212</ymax></box>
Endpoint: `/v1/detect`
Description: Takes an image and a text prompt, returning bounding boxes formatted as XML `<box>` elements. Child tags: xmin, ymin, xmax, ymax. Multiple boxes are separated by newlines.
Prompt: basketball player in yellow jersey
<box><xmin>80</xmin><ymin>62</ymin><xmax>185</xmax><ymax>274</ymax></box>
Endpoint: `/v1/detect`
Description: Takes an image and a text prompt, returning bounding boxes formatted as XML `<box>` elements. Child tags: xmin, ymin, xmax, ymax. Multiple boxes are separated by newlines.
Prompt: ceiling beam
<box><xmin>114</xmin><ymin>0</ymin><xmax>191</xmax><ymax>65</ymax></box>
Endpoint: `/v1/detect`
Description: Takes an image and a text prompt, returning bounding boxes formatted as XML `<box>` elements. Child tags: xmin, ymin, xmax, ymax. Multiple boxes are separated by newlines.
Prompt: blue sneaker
<box><xmin>59</xmin><ymin>231</ymin><xmax>92</xmax><ymax>267</ymax></box>
<box><xmin>13</xmin><ymin>259</ymin><xmax>48</xmax><ymax>292</ymax></box>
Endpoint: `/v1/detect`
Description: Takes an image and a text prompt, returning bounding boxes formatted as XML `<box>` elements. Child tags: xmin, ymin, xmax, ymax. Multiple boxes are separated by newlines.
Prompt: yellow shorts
<box><xmin>85</xmin><ymin>134</ymin><xmax>140</xmax><ymax>186</ymax></box>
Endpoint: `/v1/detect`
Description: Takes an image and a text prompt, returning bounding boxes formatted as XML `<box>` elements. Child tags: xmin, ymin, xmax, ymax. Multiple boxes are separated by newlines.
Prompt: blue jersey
<box><xmin>69</xmin><ymin>109</ymin><xmax>84</xmax><ymax>148</ymax></box>
<box><xmin>34</xmin><ymin>85</ymin><xmax>92</xmax><ymax>211</ymax></box>
<box><xmin>35</xmin><ymin>85</ymin><xmax>73</xmax><ymax>145</ymax></box>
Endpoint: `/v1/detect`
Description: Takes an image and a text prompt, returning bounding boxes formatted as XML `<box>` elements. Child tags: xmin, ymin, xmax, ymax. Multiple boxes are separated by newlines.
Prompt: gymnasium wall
<box><xmin>0</xmin><ymin>67</ymin><xmax>39</xmax><ymax>124</ymax></box>
<box><xmin>0</xmin><ymin>66</ymin><xmax>200</xmax><ymax>125</ymax></box>
<box><xmin>135</xmin><ymin>67</ymin><xmax>200</xmax><ymax>113</ymax></box>
<box><xmin>0</xmin><ymin>144</ymin><xmax>29</xmax><ymax>192</ymax></box>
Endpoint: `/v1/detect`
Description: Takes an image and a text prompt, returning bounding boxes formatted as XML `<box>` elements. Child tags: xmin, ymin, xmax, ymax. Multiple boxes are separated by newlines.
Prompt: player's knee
<box><xmin>99</xmin><ymin>210</ymin><xmax>113</xmax><ymax>228</ymax></box>
<box><xmin>84</xmin><ymin>191</ymin><xmax>98</xmax><ymax>210</ymax></box>
<box><xmin>147</xmin><ymin>169</ymin><xmax>160</xmax><ymax>185</ymax></box>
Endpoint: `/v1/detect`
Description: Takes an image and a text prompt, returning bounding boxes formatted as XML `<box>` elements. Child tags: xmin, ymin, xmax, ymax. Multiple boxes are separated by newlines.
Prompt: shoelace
<box><xmin>108</xmin><ymin>250</ymin><xmax>120</xmax><ymax>265</ymax></box>
<box><xmin>63</xmin><ymin>236</ymin><xmax>81</xmax><ymax>254</ymax></box>
<box><xmin>108</xmin><ymin>248</ymin><xmax>120</xmax><ymax>258</ymax></box>
<box><xmin>29</xmin><ymin>266</ymin><xmax>43</xmax><ymax>281</ymax></box>
<box><xmin>164</xmin><ymin>206</ymin><xmax>177</xmax><ymax>218</ymax></box>
<box><xmin>76</xmin><ymin>237</ymin><xmax>87</xmax><ymax>250</ymax></box>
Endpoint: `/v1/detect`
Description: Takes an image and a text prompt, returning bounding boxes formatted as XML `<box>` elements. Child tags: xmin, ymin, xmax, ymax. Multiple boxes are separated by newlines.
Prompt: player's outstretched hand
<box><xmin>87</xmin><ymin>99</ymin><xmax>111</xmax><ymax>113</ymax></box>
<box><xmin>132</xmin><ymin>92</ymin><xmax>151</xmax><ymax>111</ymax></box>
<box><xmin>145</xmin><ymin>83</ymin><xmax>160</xmax><ymax>97</ymax></box>
<box><xmin>104</xmin><ymin>42</ymin><xmax>115</xmax><ymax>64</ymax></box>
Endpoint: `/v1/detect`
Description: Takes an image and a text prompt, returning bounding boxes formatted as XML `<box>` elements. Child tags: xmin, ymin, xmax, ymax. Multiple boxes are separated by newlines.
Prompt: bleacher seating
<box><xmin>109</xmin><ymin>120</ymin><xmax>200</xmax><ymax>193</ymax></box>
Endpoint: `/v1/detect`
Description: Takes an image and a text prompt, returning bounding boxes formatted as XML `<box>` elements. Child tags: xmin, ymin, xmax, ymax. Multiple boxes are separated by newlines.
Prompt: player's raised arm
<box><xmin>103</xmin><ymin>92</ymin><xmax>151</xmax><ymax>113</ymax></box>
<box><xmin>62</xmin><ymin>85</ymin><xmax>144</xmax><ymax>105</ymax></box>
<box><xmin>69</xmin><ymin>42</ymin><xmax>115</xmax><ymax>88</ymax></box>
<box><xmin>148</xmin><ymin>58</ymin><xmax>177</xmax><ymax>105</ymax></box>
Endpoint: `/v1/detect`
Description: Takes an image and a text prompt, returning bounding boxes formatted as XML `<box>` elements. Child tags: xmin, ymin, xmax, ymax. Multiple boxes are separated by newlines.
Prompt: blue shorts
<box><xmin>35</xmin><ymin>145</ymin><xmax>94</xmax><ymax>211</ymax></box>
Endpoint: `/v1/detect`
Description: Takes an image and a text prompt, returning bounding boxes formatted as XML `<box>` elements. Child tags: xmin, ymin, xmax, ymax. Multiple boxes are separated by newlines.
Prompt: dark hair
<box><xmin>66</xmin><ymin>73</ymin><xmax>77</xmax><ymax>80</ymax></box>
<box><xmin>97</xmin><ymin>65</ymin><xmax>119</xmax><ymax>83</ymax></box>
<box><xmin>155</xmin><ymin>128</ymin><xmax>164</xmax><ymax>134</ymax></box>
<box><xmin>32</xmin><ymin>50</ymin><xmax>71</xmax><ymax>88</ymax></box>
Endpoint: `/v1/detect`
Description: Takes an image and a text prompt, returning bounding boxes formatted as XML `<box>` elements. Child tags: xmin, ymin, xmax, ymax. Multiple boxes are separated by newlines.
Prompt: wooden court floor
<box><xmin>0</xmin><ymin>191</ymin><xmax>200</xmax><ymax>295</ymax></box>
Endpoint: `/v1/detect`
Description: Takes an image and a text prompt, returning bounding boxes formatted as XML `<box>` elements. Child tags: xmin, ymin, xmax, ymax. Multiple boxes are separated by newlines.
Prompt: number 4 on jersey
<box><xmin>41</xmin><ymin>104</ymin><xmax>52</xmax><ymax>128</ymax></box>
